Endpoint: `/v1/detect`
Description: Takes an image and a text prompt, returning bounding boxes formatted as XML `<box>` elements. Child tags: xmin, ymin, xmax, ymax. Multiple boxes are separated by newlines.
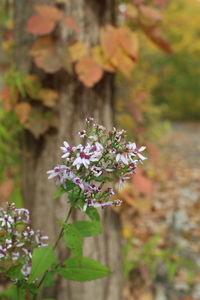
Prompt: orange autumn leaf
<box><xmin>15</xmin><ymin>102</ymin><xmax>32</xmax><ymax>124</ymax></box>
<box><xmin>26</xmin><ymin>15</ymin><xmax>55</xmax><ymax>35</ymax></box>
<box><xmin>117</xmin><ymin>26</ymin><xmax>139</xmax><ymax>60</ymax></box>
<box><xmin>141</xmin><ymin>24</ymin><xmax>173</xmax><ymax>54</ymax></box>
<box><xmin>100</xmin><ymin>25</ymin><xmax>138</xmax><ymax>77</ymax></box>
<box><xmin>100</xmin><ymin>25</ymin><xmax>138</xmax><ymax>61</ymax></box>
<box><xmin>29</xmin><ymin>37</ymin><xmax>54</xmax><ymax>56</ymax></box>
<box><xmin>35</xmin><ymin>5</ymin><xmax>62</xmax><ymax>21</ymax></box>
<box><xmin>110</xmin><ymin>47</ymin><xmax>135</xmax><ymax>78</ymax></box>
<box><xmin>75</xmin><ymin>56</ymin><xmax>103</xmax><ymax>87</ymax></box>
<box><xmin>63</xmin><ymin>17</ymin><xmax>79</xmax><ymax>31</ymax></box>
<box><xmin>100</xmin><ymin>25</ymin><xmax>119</xmax><ymax>59</ymax></box>
<box><xmin>139</xmin><ymin>5</ymin><xmax>163</xmax><ymax>22</ymax></box>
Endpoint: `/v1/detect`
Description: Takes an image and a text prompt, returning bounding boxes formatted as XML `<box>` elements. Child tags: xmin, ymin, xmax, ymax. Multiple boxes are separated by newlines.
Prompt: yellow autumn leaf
<box><xmin>68</xmin><ymin>41</ymin><xmax>88</xmax><ymax>63</ymax></box>
<box><xmin>91</xmin><ymin>45</ymin><xmax>115</xmax><ymax>72</ymax></box>
<box><xmin>37</xmin><ymin>89</ymin><xmax>59</xmax><ymax>107</ymax></box>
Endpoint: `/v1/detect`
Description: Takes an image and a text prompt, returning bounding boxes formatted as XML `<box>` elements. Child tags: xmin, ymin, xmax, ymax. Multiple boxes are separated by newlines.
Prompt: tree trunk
<box><xmin>14</xmin><ymin>0</ymin><xmax>123</xmax><ymax>299</ymax></box>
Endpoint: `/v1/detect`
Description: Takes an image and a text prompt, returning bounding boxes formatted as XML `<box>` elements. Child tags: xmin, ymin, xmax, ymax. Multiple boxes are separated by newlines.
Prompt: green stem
<box><xmin>53</xmin><ymin>206</ymin><xmax>73</xmax><ymax>251</ymax></box>
<box><xmin>33</xmin><ymin>206</ymin><xmax>73</xmax><ymax>300</ymax></box>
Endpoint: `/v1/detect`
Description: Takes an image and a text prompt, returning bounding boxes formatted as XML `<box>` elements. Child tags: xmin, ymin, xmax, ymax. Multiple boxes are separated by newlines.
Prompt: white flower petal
<box><xmin>63</xmin><ymin>141</ymin><xmax>70</xmax><ymax>148</ymax></box>
<box><xmin>138</xmin><ymin>153</ymin><xmax>147</xmax><ymax>161</ymax></box>
<box><xmin>48</xmin><ymin>173</ymin><xmax>57</xmax><ymax>179</ymax></box>
<box><xmin>61</xmin><ymin>153</ymin><xmax>70</xmax><ymax>158</ymax></box>
<box><xmin>139</xmin><ymin>146</ymin><xmax>146</xmax><ymax>152</ymax></box>
<box><xmin>121</xmin><ymin>155</ymin><xmax>128</xmax><ymax>165</ymax></box>
<box><xmin>60</xmin><ymin>146</ymin><xmax>66</xmax><ymax>151</ymax></box>
<box><xmin>116</xmin><ymin>154</ymin><xmax>120</xmax><ymax>162</ymax></box>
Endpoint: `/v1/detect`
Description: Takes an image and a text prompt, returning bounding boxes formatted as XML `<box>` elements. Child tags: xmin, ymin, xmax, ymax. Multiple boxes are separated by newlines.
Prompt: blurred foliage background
<box><xmin>0</xmin><ymin>0</ymin><xmax>200</xmax><ymax>299</ymax></box>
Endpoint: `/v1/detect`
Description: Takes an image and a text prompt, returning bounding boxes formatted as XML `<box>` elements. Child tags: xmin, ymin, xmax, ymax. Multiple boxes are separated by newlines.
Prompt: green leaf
<box><xmin>59</xmin><ymin>257</ymin><xmax>111</xmax><ymax>281</ymax></box>
<box><xmin>73</xmin><ymin>221</ymin><xmax>102</xmax><ymax>237</ymax></box>
<box><xmin>65</xmin><ymin>180</ymin><xmax>76</xmax><ymax>192</ymax></box>
<box><xmin>64</xmin><ymin>225</ymin><xmax>83</xmax><ymax>258</ymax></box>
<box><xmin>166</xmin><ymin>261</ymin><xmax>177</xmax><ymax>281</ymax></box>
<box><xmin>52</xmin><ymin>181</ymin><xmax>77</xmax><ymax>199</ymax></box>
<box><xmin>42</xmin><ymin>271</ymin><xmax>55</xmax><ymax>287</ymax></box>
<box><xmin>6</xmin><ymin>264</ymin><xmax>24</xmax><ymax>280</ymax></box>
<box><xmin>0</xmin><ymin>285</ymin><xmax>25</xmax><ymax>300</ymax></box>
<box><xmin>28</xmin><ymin>246</ymin><xmax>57</xmax><ymax>283</ymax></box>
<box><xmin>86</xmin><ymin>206</ymin><xmax>100</xmax><ymax>221</ymax></box>
<box><xmin>95</xmin><ymin>176</ymin><xmax>113</xmax><ymax>182</ymax></box>
<box><xmin>52</xmin><ymin>186</ymin><xmax>66</xmax><ymax>199</ymax></box>
<box><xmin>68</xmin><ymin>186</ymin><xmax>81</xmax><ymax>204</ymax></box>
<box><xmin>18</xmin><ymin>282</ymin><xmax>37</xmax><ymax>294</ymax></box>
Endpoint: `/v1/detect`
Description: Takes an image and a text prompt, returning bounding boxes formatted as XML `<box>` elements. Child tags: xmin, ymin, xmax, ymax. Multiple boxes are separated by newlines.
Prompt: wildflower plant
<box><xmin>0</xmin><ymin>202</ymin><xmax>50</xmax><ymax>296</ymax></box>
<box><xmin>48</xmin><ymin>117</ymin><xmax>146</xmax><ymax>210</ymax></box>
<box><xmin>0</xmin><ymin>118</ymin><xmax>146</xmax><ymax>299</ymax></box>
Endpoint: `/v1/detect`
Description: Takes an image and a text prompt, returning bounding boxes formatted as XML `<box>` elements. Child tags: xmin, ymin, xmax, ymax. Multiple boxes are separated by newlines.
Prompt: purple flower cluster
<box><xmin>0</xmin><ymin>202</ymin><xmax>48</xmax><ymax>280</ymax></box>
<box><xmin>47</xmin><ymin>118</ymin><xmax>147</xmax><ymax>210</ymax></box>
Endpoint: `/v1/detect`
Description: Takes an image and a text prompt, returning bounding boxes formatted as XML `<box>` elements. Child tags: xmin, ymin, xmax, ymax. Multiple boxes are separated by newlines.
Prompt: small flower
<box><xmin>0</xmin><ymin>202</ymin><xmax>48</xmax><ymax>281</ymax></box>
<box><xmin>0</xmin><ymin>250</ymin><xmax>5</xmax><ymax>259</ymax></box>
<box><xmin>12</xmin><ymin>252</ymin><xmax>20</xmax><ymax>261</ymax></box>
<box><xmin>89</xmin><ymin>184</ymin><xmax>99</xmax><ymax>191</ymax></box>
<box><xmin>97</xmin><ymin>125</ymin><xmax>106</xmax><ymax>131</ymax></box>
<box><xmin>73</xmin><ymin>177</ymin><xmax>85</xmax><ymax>190</ymax></box>
<box><xmin>101</xmin><ymin>163</ymin><xmax>114</xmax><ymax>173</ymax></box>
<box><xmin>91</xmin><ymin>142</ymin><xmax>104</xmax><ymax>152</ymax></box>
<box><xmin>116</xmin><ymin>152</ymin><xmax>130</xmax><ymax>165</ymax></box>
<box><xmin>86</xmin><ymin>117</ymin><xmax>94</xmax><ymax>122</ymax></box>
<box><xmin>113</xmin><ymin>200</ymin><xmax>122</xmax><ymax>206</ymax></box>
<box><xmin>60</xmin><ymin>141</ymin><xmax>74</xmax><ymax>158</ymax></box>
<box><xmin>73</xmin><ymin>146</ymin><xmax>101</xmax><ymax>170</ymax></box>
<box><xmin>127</xmin><ymin>143</ymin><xmax>147</xmax><ymax>161</ymax></box>
<box><xmin>0</xmin><ymin>215</ymin><xmax>14</xmax><ymax>228</ymax></box>
<box><xmin>83</xmin><ymin>203</ymin><xmax>88</xmax><ymax>212</ymax></box>
<box><xmin>87</xmin><ymin>200</ymin><xmax>122</xmax><ymax>209</ymax></box>
<box><xmin>118</xmin><ymin>176</ymin><xmax>129</xmax><ymax>190</ymax></box>
<box><xmin>78</xmin><ymin>130</ymin><xmax>86</xmax><ymax>138</ymax></box>
<box><xmin>109</xmin><ymin>148</ymin><xmax>116</xmax><ymax>154</ymax></box>
<box><xmin>90</xmin><ymin>166</ymin><xmax>102</xmax><ymax>177</ymax></box>
<box><xmin>107</xmin><ymin>188</ymin><xmax>115</xmax><ymax>197</ymax></box>
<box><xmin>21</xmin><ymin>263</ymin><xmax>32</xmax><ymax>278</ymax></box>
<box><xmin>47</xmin><ymin>165</ymin><xmax>70</xmax><ymax>187</ymax></box>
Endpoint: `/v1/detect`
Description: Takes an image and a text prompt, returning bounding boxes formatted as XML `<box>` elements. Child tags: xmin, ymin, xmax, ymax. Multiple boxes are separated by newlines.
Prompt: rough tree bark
<box><xmin>14</xmin><ymin>0</ymin><xmax>123</xmax><ymax>299</ymax></box>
